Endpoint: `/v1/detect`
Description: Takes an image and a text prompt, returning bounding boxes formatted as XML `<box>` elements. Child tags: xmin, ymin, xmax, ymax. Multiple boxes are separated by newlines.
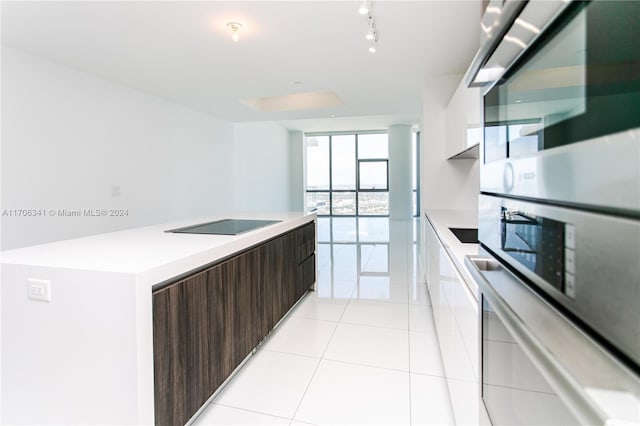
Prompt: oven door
<box><xmin>466</xmin><ymin>254</ymin><xmax>640</xmax><ymax>425</ymax></box>
<box><xmin>478</xmin><ymin>194</ymin><xmax>640</xmax><ymax>369</ymax></box>
<box><xmin>480</xmin><ymin>0</ymin><xmax>640</xmax><ymax>215</ymax></box>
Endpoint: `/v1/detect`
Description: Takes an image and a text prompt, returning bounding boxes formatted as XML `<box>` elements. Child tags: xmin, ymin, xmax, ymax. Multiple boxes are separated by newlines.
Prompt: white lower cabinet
<box><xmin>423</xmin><ymin>218</ymin><xmax>490</xmax><ymax>425</ymax></box>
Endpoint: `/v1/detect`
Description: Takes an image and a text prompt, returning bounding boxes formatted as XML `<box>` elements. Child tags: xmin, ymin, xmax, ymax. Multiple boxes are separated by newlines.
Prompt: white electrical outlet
<box><xmin>27</xmin><ymin>278</ymin><xmax>51</xmax><ymax>302</ymax></box>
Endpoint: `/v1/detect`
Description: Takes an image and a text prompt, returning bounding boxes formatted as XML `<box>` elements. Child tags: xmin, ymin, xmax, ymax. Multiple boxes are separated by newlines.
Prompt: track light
<box><xmin>361</xmin><ymin>2</ymin><xmax>378</xmax><ymax>53</ymax></box>
<box><xmin>358</xmin><ymin>1</ymin><xmax>369</xmax><ymax>15</ymax></box>
<box><xmin>365</xmin><ymin>20</ymin><xmax>375</xmax><ymax>40</ymax></box>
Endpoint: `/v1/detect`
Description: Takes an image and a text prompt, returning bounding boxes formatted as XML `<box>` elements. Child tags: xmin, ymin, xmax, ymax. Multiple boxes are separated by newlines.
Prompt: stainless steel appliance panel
<box><xmin>482</xmin><ymin>296</ymin><xmax>581</xmax><ymax>425</ymax></box>
<box><xmin>480</xmin><ymin>129</ymin><xmax>640</xmax><ymax>214</ymax></box>
<box><xmin>466</xmin><ymin>0</ymin><xmax>569</xmax><ymax>88</ymax></box>
<box><xmin>466</xmin><ymin>255</ymin><xmax>640</xmax><ymax>425</ymax></box>
<box><xmin>479</xmin><ymin>194</ymin><xmax>640</xmax><ymax>368</ymax></box>
<box><xmin>479</xmin><ymin>0</ymin><xmax>640</xmax><ymax>215</ymax></box>
<box><xmin>471</xmin><ymin>1</ymin><xmax>640</xmax><ymax>423</ymax></box>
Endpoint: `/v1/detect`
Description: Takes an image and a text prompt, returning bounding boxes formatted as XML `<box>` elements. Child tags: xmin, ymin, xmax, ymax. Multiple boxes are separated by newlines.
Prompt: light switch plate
<box><xmin>27</xmin><ymin>278</ymin><xmax>51</xmax><ymax>302</ymax></box>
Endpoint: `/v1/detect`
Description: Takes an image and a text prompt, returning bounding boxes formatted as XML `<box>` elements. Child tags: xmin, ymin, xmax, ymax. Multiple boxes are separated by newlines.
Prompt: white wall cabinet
<box><xmin>424</xmin><ymin>218</ymin><xmax>488</xmax><ymax>425</ymax></box>
<box><xmin>445</xmin><ymin>78</ymin><xmax>481</xmax><ymax>159</ymax></box>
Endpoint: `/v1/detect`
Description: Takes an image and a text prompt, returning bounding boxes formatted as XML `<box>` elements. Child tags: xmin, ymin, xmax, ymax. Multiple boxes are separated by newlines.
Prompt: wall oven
<box><xmin>465</xmin><ymin>0</ymin><xmax>640</xmax><ymax>424</ymax></box>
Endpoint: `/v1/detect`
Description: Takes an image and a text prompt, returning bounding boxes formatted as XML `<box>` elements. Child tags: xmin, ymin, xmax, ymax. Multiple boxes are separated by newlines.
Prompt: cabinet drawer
<box><xmin>297</xmin><ymin>253</ymin><xmax>316</xmax><ymax>295</ymax></box>
<box><xmin>297</xmin><ymin>240</ymin><xmax>315</xmax><ymax>263</ymax></box>
<box><xmin>295</xmin><ymin>222</ymin><xmax>316</xmax><ymax>263</ymax></box>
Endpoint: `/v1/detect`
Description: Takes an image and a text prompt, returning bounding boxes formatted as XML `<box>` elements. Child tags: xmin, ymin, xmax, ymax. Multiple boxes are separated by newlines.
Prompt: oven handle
<box><xmin>465</xmin><ymin>255</ymin><xmax>640</xmax><ymax>425</ymax></box>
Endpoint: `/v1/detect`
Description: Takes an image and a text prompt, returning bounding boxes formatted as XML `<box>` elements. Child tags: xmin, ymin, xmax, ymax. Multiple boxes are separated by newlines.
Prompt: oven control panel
<box><xmin>563</xmin><ymin>224</ymin><xmax>576</xmax><ymax>298</ymax></box>
<box><xmin>500</xmin><ymin>208</ymin><xmax>575</xmax><ymax>299</ymax></box>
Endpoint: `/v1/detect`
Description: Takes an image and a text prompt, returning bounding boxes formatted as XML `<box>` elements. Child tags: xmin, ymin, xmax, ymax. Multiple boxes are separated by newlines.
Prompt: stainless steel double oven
<box><xmin>465</xmin><ymin>1</ymin><xmax>640</xmax><ymax>424</ymax></box>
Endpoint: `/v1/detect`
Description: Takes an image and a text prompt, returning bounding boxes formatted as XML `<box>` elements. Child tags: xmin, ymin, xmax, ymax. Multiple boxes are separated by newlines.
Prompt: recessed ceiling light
<box><xmin>329</xmin><ymin>114</ymin><xmax>336</xmax><ymax>118</ymax></box>
<box><xmin>294</xmin><ymin>81</ymin><xmax>303</xmax><ymax>86</ymax></box>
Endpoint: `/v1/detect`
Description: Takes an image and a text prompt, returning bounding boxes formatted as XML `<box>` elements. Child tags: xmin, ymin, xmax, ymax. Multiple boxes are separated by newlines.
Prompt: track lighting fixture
<box><xmin>365</xmin><ymin>19</ymin><xmax>375</xmax><ymax>40</ymax></box>
<box><xmin>361</xmin><ymin>2</ymin><xmax>378</xmax><ymax>53</ymax></box>
<box><xmin>358</xmin><ymin>1</ymin><xmax>369</xmax><ymax>15</ymax></box>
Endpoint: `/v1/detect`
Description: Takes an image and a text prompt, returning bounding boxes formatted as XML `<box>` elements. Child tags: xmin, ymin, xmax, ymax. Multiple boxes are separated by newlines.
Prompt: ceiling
<box><xmin>1</xmin><ymin>1</ymin><xmax>481</xmax><ymax>132</ymax></box>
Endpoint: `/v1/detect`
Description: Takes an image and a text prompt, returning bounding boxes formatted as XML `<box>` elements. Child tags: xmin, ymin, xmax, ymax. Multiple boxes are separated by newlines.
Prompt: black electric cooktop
<box><xmin>449</xmin><ymin>227</ymin><xmax>479</xmax><ymax>244</ymax></box>
<box><xmin>167</xmin><ymin>219</ymin><xmax>281</xmax><ymax>235</ymax></box>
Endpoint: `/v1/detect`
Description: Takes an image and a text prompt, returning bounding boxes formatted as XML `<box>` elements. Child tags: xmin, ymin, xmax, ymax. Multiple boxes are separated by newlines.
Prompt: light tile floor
<box><xmin>193</xmin><ymin>217</ymin><xmax>455</xmax><ymax>426</ymax></box>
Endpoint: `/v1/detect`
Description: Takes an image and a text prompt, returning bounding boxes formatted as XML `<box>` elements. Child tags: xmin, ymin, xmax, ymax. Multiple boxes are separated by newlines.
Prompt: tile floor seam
<box><xmin>319</xmin><ymin>356</ymin><xmax>412</xmax><ymax>376</ymax></box>
<box><xmin>285</xmin><ymin>316</ymin><xmax>341</xmax><ymax>325</ymax></box>
<box><xmin>409</xmin><ymin>328</ymin><xmax>439</xmax><ymax>335</ymax></box>
<box><xmin>338</xmin><ymin>319</ymin><xmax>408</xmax><ymax>332</ymax></box>
<box><xmin>210</xmin><ymin>402</ymin><xmax>293</xmax><ymax>422</ymax></box>
<box><xmin>409</xmin><ymin>370</ymin><xmax>450</xmax><ymax>379</ymax></box>
<box><xmin>333</xmin><ymin>320</ymin><xmax>408</xmax><ymax>332</ymax></box>
<box><xmin>349</xmin><ymin>299</ymin><xmax>418</xmax><ymax>306</ymax></box>
<box><xmin>288</xmin><ymin>296</ymin><xmax>348</xmax><ymax>424</ymax></box>
<box><xmin>261</xmin><ymin>348</ymin><xmax>324</xmax><ymax>360</ymax></box>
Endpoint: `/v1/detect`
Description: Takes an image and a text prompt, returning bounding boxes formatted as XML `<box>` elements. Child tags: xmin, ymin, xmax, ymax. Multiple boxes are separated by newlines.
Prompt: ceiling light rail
<box><xmin>359</xmin><ymin>0</ymin><xmax>378</xmax><ymax>53</ymax></box>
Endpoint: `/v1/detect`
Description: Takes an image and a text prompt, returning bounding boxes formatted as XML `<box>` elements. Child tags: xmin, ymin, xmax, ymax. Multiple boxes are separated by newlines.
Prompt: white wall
<box><xmin>288</xmin><ymin>130</ymin><xmax>304</xmax><ymax>211</ymax></box>
<box><xmin>233</xmin><ymin>121</ymin><xmax>291</xmax><ymax>212</ymax></box>
<box><xmin>420</xmin><ymin>74</ymin><xmax>479</xmax><ymax>211</ymax></box>
<box><xmin>1</xmin><ymin>47</ymin><xmax>235</xmax><ymax>250</ymax></box>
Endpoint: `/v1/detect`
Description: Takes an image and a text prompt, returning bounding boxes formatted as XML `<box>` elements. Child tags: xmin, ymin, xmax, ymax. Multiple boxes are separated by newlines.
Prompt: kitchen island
<box><xmin>1</xmin><ymin>212</ymin><xmax>316</xmax><ymax>425</ymax></box>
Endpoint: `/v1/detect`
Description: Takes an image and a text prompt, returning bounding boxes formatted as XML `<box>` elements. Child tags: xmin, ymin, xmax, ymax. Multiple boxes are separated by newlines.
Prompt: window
<box><xmin>357</xmin><ymin>133</ymin><xmax>388</xmax><ymax>159</ymax></box>
<box><xmin>306</xmin><ymin>132</ymin><xmax>389</xmax><ymax>216</ymax></box>
<box><xmin>331</xmin><ymin>135</ymin><xmax>356</xmax><ymax>215</ymax></box>
<box><xmin>358</xmin><ymin>160</ymin><xmax>388</xmax><ymax>190</ymax></box>
<box><xmin>306</xmin><ymin>136</ymin><xmax>330</xmax><ymax>190</ymax></box>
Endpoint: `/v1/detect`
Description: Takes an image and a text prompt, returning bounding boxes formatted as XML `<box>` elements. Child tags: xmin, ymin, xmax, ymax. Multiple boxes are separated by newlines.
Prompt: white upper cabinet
<box><xmin>445</xmin><ymin>78</ymin><xmax>481</xmax><ymax>159</ymax></box>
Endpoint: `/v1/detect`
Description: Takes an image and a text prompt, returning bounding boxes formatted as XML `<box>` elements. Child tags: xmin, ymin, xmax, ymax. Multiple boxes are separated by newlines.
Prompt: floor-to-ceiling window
<box><xmin>306</xmin><ymin>130</ymin><xmax>420</xmax><ymax>217</ymax></box>
<box><xmin>306</xmin><ymin>132</ymin><xmax>390</xmax><ymax>216</ymax></box>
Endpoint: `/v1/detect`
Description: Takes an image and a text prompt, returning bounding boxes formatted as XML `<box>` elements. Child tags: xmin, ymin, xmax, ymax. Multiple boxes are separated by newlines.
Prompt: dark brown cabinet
<box><xmin>152</xmin><ymin>222</ymin><xmax>315</xmax><ymax>426</ymax></box>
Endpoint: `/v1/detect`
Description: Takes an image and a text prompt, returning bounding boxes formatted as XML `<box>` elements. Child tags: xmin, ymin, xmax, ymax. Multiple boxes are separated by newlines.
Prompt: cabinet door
<box><xmin>283</xmin><ymin>231</ymin><xmax>298</xmax><ymax>311</ymax></box>
<box><xmin>236</xmin><ymin>247</ymin><xmax>264</xmax><ymax>352</ymax></box>
<box><xmin>445</xmin><ymin>78</ymin><xmax>481</xmax><ymax>158</ymax></box>
<box><xmin>153</xmin><ymin>270</ymin><xmax>222</xmax><ymax>426</ymax></box>
<box><xmin>213</xmin><ymin>254</ymin><xmax>258</xmax><ymax>373</ymax></box>
<box><xmin>424</xmin><ymin>220</ymin><xmax>484</xmax><ymax>425</ymax></box>
<box><xmin>265</xmin><ymin>235</ymin><xmax>287</xmax><ymax>326</ymax></box>
<box><xmin>153</xmin><ymin>254</ymin><xmax>260</xmax><ymax>426</ymax></box>
<box><xmin>254</xmin><ymin>243</ymin><xmax>274</xmax><ymax>339</ymax></box>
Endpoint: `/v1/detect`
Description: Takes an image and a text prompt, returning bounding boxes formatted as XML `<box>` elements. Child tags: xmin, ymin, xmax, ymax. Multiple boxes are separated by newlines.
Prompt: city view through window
<box><xmin>306</xmin><ymin>132</ymin><xmax>419</xmax><ymax>217</ymax></box>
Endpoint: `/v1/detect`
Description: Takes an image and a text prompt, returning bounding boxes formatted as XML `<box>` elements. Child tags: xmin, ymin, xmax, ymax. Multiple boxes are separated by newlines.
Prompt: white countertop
<box><xmin>0</xmin><ymin>212</ymin><xmax>315</xmax><ymax>280</ymax></box>
<box><xmin>424</xmin><ymin>209</ymin><xmax>480</xmax><ymax>298</ymax></box>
